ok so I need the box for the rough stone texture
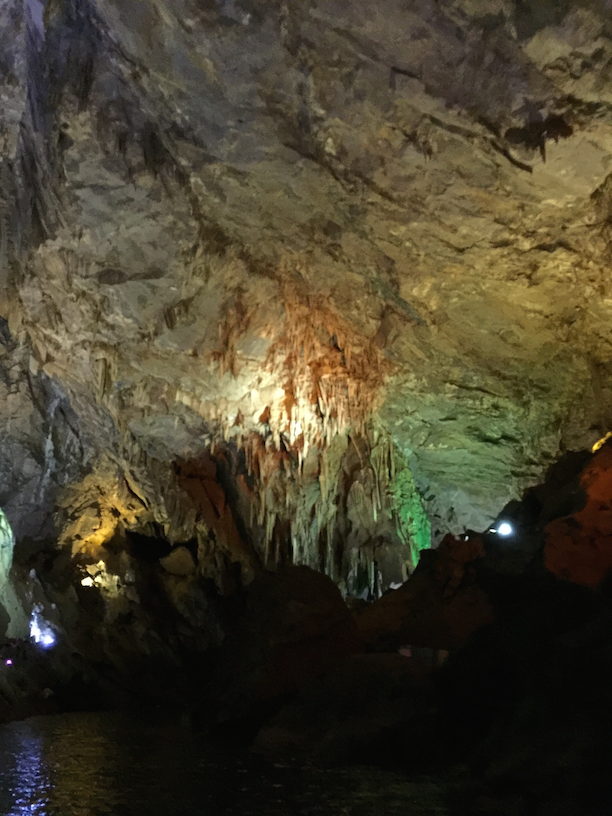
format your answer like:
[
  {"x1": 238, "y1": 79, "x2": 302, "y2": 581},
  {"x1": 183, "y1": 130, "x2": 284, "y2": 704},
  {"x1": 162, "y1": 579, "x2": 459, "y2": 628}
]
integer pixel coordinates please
[
  {"x1": 0, "y1": 509, "x2": 13, "y2": 589},
  {"x1": 5, "y1": 0, "x2": 612, "y2": 610},
  {"x1": 3, "y1": 0, "x2": 612, "y2": 553},
  {"x1": 0, "y1": 322, "x2": 90, "y2": 546},
  {"x1": 160, "y1": 545, "x2": 196, "y2": 576}
]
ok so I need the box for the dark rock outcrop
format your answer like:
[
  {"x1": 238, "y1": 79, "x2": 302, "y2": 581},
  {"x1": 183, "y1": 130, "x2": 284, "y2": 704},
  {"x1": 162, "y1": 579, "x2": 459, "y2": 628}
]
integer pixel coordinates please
[
  {"x1": 355, "y1": 534, "x2": 494, "y2": 653},
  {"x1": 438, "y1": 442, "x2": 612, "y2": 815},
  {"x1": 545, "y1": 444, "x2": 612, "y2": 588},
  {"x1": 242, "y1": 442, "x2": 612, "y2": 816},
  {"x1": 194, "y1": 565, "x2": 362, "y2": 731}
]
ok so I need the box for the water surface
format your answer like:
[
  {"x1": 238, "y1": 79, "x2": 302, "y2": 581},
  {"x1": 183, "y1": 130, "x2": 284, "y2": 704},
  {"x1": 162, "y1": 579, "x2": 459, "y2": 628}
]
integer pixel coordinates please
[{"x1": 0, "y1": 712, "x2": 447, "y2": 815}]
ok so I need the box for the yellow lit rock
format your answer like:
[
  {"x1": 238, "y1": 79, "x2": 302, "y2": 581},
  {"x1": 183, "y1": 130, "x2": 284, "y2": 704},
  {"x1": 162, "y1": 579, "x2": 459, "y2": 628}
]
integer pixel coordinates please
[
  {"x1": 592, "y1": 432, "x2": 612, "y2": 453},
  {"x1": 160, "y1": 547, "x2": 196, "y2": 577}
]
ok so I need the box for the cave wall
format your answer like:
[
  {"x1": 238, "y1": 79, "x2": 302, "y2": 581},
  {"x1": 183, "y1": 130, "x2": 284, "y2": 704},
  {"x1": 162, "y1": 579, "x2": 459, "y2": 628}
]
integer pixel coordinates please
[
  {"x1": 2, "y1": 0, "x2": 612, "y2": 592},
  {"x1": 0, "y1": 321, "x2": 90, "y2": 546}
]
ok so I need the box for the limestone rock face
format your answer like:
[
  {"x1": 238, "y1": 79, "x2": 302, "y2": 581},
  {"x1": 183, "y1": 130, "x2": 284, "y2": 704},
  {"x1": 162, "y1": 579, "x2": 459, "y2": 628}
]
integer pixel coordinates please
[
  {"x1": 160, "y1": 545, "x2": 196, "y2": 576},
  {"x1": 0, "y1": 324, "x2": 90, "y2": 545},
  {"x1": 3, "y1": 0, "x2": 612, "y2": 572},
  {"x1": 0, "y1": 509, "x2": 13, "y2": 589}
]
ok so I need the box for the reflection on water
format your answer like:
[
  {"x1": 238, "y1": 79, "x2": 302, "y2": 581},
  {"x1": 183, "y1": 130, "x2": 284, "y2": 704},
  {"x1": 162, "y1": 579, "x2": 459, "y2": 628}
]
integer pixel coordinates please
[
  {"x1": 1, "y1": 724, "x2": 50, "y2": 815},
  {"x1": 0, "y1": 712, "x2": 447, "y2": 816}
]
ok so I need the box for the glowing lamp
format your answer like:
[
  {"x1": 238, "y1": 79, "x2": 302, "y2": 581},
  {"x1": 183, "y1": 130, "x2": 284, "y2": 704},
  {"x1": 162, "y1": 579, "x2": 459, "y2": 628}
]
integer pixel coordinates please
[
  {"x1": 497, "y1": 522, "x2": 513, "y2": 537},
  {"x1": 29, "y1": 607, "x2": 57, "y2": 649},
  {"x1": 5, "y1": 659, "x2": 12, "y2": 666}
]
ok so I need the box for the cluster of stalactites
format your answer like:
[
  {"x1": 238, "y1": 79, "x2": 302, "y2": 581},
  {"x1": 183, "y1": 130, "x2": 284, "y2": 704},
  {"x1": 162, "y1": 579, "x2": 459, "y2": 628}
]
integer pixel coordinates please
[
  {"x1": 54, "y1": 419, "x2": 431, "y2": 599},
  {"x1": 236, "y1": 426, "x2": 430, "y2": 595},
  {"x1": 174, "y1": 294, "x2": 391, "y2": 477},
  {"x1": 263, "y1": 298, "x2": 389, "y2": 463}
]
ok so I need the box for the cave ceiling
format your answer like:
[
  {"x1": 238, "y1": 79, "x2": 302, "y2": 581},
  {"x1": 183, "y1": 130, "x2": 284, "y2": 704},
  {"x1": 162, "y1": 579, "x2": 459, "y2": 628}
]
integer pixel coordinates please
[{"x1": 3, "y1": 0, "x2": 612, "y2": 553}]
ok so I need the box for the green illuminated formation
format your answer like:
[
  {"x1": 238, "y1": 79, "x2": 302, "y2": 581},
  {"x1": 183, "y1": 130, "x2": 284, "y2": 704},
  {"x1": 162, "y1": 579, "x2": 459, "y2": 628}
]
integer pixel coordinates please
[
  {"x1": 390, "y1": 460, "x2": 431, "y2": 569},
  {"x1": 0, "y1": 507, "x2": 14, "y2": 587}
]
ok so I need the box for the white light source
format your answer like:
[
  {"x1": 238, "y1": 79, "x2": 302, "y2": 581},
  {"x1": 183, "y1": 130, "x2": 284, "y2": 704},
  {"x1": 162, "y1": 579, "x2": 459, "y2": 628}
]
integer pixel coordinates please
[
  {"x1": 497, "y1": 522, "x2": 513, "y2": 537},
  {"x1": 29, "y1": 605, "x2": 57, "y2": 649}
]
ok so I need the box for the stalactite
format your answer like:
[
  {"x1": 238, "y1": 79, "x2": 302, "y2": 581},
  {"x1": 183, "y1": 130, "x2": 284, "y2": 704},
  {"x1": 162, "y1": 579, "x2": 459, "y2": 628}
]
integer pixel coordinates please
[{"x1": 264, "y1": 510, "x2": 276, "y2": 563}]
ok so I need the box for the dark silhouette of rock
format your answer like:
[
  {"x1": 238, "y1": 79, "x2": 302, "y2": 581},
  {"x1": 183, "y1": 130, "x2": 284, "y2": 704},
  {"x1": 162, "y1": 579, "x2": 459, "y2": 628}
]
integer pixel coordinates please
[
  {"x1": 194, "y1": 566, "x2": 362, "y2": 732},
  {"x1": 355, "y1": 534, "x2": 494, "y2": 653},
  {"x1": 545, "y1": 445, "x2": 612, "y2": 588},
  {"x1": 440, "y1": 442, "x2": 612, "y2": 815}
]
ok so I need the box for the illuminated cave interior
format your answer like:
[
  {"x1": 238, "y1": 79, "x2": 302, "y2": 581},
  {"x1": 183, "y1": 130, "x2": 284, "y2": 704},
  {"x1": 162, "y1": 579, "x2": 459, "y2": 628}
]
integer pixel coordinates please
[{"x1": 3, "y1": 1, "x2": 612, "y2": 813}]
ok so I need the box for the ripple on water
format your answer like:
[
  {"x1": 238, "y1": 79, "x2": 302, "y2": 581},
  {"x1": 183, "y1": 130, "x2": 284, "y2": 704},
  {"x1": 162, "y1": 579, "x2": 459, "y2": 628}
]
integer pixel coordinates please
[{"x1": 0, "y1": 712, "x2": 447, "y2": 816}]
